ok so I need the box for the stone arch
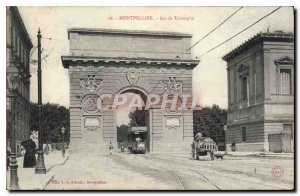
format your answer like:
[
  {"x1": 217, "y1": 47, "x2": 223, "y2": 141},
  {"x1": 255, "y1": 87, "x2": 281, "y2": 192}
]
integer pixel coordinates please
[
  {"x1": 62, "y1": 28, "x2": 199, "y2": 155},
  {"x1": 116, "y1": 86, "x2": 149, "y2": 102}
]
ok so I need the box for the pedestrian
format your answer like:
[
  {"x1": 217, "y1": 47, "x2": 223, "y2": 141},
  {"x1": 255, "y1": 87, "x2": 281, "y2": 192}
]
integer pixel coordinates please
[
  {"x1": 231, "y1": 141, "x2": 236, "y2": 152},
  {"x1": 22, "y1": 139, "x2": 37, "y2": 168},
  {"x1": 109, "y1": 142, "x2": 113, "y2": 155},
  {"x1": 44, "y1": 143, "x2": 49, "y2": 155},
  {"x1": 135, "y1": 137, "x2": 142, "y2": 142},
  {"x1": 194, "y1": 132, "x2": 203, "y2": 141},
  {"x1": 20, "y1": 146, "x2": 26, "y2": 156}
]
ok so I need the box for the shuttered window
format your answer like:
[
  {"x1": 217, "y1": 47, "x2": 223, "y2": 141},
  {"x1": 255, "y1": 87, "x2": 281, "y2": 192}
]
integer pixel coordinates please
[
  {"x1": 14, "y1": 29, "x2": 17, "y2": 50},
  {"x1": 242, "y1": 77, "x2": 248, "y2": 100},
  {"x1": 280, "y1": 69, "x2": 291, "y2": 95}
]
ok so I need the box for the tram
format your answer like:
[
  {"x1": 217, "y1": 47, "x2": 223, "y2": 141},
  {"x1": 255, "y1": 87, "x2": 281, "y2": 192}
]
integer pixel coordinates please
[{"x1": 128, "y1": 126, "x2": 147, "y2": 154}]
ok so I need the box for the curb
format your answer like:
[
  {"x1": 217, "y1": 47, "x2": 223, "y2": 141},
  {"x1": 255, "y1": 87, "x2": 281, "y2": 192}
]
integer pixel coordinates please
[
  {"x1": 47, "y1": 155, "x2": 70, "y2": 172},
  {"x1": 224, "y1": 153, "x2": 294, "y2": 159},
  {"x1": 43, "y1": 155, "x2": 70, "y2": 189}
]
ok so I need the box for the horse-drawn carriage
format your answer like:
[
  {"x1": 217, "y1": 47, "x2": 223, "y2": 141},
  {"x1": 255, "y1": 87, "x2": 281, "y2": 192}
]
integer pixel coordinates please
[{"x1": 191, "y1": 133, "x2": 218, "y2": 161}]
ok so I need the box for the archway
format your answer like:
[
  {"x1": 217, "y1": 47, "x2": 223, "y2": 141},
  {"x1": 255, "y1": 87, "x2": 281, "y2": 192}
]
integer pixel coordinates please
[
  {"x1": 62, "y1": 28, "x2": 199, "y2": 155},
  {"x1": 116, "y1": 88, "x2": 151, "y2": 153}
]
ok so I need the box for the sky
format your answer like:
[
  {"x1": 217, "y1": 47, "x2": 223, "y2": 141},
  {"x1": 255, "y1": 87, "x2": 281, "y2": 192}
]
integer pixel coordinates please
[{"x1": 17, "y1": 6, "x2": 294, "y2": 125}]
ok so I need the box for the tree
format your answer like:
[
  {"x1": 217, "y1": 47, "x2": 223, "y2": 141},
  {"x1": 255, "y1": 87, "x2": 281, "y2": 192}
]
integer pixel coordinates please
[
  {"x1": 30, "y1": 102, "x2": 70, "y2": 144},
  {"x1": 193, "y1": 104, "x2": 227, "y2": 146},
  {"x1": 117, "y1": 124, "x2": 130, "y2": 143},
  {"x1": 128, "y1": 109, "x2": 147, "y2": 127}
]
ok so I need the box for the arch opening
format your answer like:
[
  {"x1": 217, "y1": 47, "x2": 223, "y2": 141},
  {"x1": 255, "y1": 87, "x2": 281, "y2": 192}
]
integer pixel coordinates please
[{"x1": 116, "y1": 88, "x2": 151, "y2": 154}]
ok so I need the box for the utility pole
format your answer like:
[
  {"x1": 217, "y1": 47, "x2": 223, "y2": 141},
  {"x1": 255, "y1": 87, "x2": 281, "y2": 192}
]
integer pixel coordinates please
[{"x1": 35, "y1": 28, "x2": 46, "y2": 174}]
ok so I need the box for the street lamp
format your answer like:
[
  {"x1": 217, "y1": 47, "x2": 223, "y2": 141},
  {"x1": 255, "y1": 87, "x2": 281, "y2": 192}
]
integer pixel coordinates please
[
  {"x1": 61, "y1": 126, "x2": 65, "y2": 158},
  {"x1": 35, "y1": 28, "x2": 46, "y2": 174},
  {"x1": 7, "y1": 74, "x2": 20, "y2": 190}
]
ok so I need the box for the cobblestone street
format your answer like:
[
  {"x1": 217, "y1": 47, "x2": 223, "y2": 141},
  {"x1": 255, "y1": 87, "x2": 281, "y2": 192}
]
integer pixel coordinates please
[{"x1": 45, "y1": 153, "x2": 294, "y2": 190}]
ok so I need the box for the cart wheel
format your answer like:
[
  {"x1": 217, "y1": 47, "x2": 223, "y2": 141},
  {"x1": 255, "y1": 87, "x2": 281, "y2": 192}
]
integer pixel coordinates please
[{"x1": 210, "y1": 152, "x2": 215, "y2": 161}]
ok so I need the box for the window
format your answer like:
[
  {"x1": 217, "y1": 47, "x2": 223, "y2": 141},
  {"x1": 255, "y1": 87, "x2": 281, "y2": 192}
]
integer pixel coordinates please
[
  {"x1": 283, "y1": 124, "x2": 293, "y2": 139},
  {"x1": 14, "y1": 29, "x2": 17, "y2": 50},
  {"x1": 26, "y1": 52, "x2": 30, "y2": 71},
  {"x1": 16, "y1": 36, "x2": 19, "y2": 55},
  {"x1": 22, "y1": 46, "x2": 25, "y2": 65},
  {"x1": 18, "y1": 37, "x2": 21, "y2": 57},
  {"x1": 24, "y1": 48, "x2": 26, "y2": 66},
  {"x1": 20, "y1": 45, "x2": 23, "y2": 63},
  {"x1": 241, "y1": 77, "x2": 248, "y2": 100},
  {"x1": 280, "y1": 69, "x2": 291, "y2": 95},
  {"x1": 241, "y1": 127, "x2": 246, "y2": 142},
  {"x1": 229, "y1": 70, "x2": 234, "y2": 104},
  {"x1": 11, "y1": 27, "x2": 14, "y2": 46}
]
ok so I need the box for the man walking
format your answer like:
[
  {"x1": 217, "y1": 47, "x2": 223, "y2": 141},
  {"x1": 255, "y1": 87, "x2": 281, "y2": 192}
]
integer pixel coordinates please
[{"x1": 109, "y1": 142, "x2": 113, "y2": 155}]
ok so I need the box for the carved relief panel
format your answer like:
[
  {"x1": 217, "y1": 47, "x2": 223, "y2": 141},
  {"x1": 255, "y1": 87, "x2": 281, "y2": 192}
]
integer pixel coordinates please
[
  {"x1": 162, "y1": 77, "x2": 183, "y2": 94},
  {"x1": 84, "y1": 116, "x2": 101, "y2": 132},
  {"x1": 82, "y1": 94, "x2": 100, "y2": 114},
  {"x1": 80, "y1": 75, "x2": 102, "y2": 96}
]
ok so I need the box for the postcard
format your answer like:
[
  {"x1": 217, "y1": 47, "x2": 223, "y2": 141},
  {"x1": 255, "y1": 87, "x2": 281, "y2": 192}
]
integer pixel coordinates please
[{"x1": 6, "y1": 6, "x2": 294, "y2": 190}]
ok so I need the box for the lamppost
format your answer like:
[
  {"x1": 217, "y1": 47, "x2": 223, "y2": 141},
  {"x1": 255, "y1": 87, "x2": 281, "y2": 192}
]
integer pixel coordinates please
[
  {"x1": 35, "y1": 28, "x2": 46, "y2": 174},
  {"x1": 61, "y1": 126, "x2": 65, "y2": 158},
  {"x1": 7, "y1": 74, "x2": 20, "y2": 190}
]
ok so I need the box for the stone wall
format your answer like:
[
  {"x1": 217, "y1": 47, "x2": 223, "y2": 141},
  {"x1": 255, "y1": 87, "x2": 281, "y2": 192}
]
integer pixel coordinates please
[
  {"x1": 226, "y1": 122, "x2": 264, "y2": 144},
  {"x1": 68, "y1": 28, "x2": 192, "y2": 60}
]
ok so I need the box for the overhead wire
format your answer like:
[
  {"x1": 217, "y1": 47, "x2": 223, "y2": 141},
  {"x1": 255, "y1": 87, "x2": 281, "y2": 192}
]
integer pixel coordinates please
[
  {"x1": 186, "y1": 6, "x2": 243, "y2": 51},
  {"x1": 198, "y1": 6, "x2": 282, "y2": 58}
]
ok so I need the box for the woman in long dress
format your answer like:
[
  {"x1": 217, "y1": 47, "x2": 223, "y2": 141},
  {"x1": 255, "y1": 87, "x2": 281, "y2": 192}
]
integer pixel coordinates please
[{"x1": 21, "y1": 139, "x2": 37, "y2": 168}]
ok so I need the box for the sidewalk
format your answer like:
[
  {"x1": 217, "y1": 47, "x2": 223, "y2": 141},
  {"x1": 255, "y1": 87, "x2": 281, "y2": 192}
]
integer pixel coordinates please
[
  {"x1": 7, "y1": 150, "x2": 69, "y2": 190},
  {"x1": 220, "y1": 151, "x2": 294, "y2": 159}
]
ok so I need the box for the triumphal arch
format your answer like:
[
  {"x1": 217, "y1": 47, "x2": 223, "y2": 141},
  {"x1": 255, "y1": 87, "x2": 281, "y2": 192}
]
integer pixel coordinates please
[{"x1": 61, "y1": 28, "x2": 199, "y2": 155}]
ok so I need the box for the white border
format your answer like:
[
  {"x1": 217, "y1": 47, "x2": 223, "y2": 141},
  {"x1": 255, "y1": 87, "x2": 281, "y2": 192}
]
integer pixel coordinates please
[{"x1": 1, "y1": 1, "x2": 298, "y2": 195}]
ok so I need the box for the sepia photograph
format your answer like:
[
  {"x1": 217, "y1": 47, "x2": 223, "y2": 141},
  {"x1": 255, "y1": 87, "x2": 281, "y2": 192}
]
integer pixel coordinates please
[{"x1": 5, "y1": 5, "x2": 295, "y2": 191}]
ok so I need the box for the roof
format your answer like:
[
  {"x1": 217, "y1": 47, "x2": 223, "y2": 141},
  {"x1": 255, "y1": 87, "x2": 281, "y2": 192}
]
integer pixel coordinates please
[
  {"x1": 222, "y1": 31, "x2": 294, "y2": 62},
  {"x1": 67, "y1": 28, "x2": 192, "y2": 39}
]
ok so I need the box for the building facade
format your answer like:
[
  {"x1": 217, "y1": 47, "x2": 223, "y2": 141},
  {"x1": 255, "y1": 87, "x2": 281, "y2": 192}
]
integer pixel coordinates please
[
  {"x1": 62, "y1": 28, "x2": 199, "y2": 155},
  {"x1": 6, "y1": 7, "x2": 32, "y2": 155},
  {"x1": 223, "y1": 31, "x2": 294, "y2": 152}
]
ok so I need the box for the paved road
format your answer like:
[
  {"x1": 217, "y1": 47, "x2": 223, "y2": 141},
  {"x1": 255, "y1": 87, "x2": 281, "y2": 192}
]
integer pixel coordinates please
[{"x1": 45, "y1": 153, "x2": 294, "y2": 190}]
